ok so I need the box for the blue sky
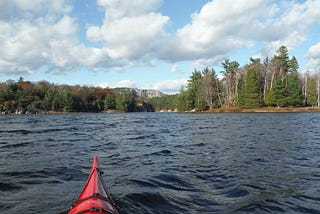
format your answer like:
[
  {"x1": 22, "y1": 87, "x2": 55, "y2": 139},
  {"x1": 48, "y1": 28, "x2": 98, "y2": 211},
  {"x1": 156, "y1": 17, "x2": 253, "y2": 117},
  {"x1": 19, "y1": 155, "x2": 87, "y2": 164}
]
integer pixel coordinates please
[{"x1": 0, "y1": 0, "x2": 320, "y2": 93}]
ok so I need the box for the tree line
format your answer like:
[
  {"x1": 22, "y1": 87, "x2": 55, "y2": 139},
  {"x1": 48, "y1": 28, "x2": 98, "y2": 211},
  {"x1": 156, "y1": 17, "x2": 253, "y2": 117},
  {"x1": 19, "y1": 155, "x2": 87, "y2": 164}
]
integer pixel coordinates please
[
  {"x1": 1, "y1": 46, "x2": 319, "y2": 114},
  {"x1": 148, "y1": 46, "x2": 320, "y2": 111},
  {"x1": 0, "y1": 79, "x2": 151, "y2": 113}
]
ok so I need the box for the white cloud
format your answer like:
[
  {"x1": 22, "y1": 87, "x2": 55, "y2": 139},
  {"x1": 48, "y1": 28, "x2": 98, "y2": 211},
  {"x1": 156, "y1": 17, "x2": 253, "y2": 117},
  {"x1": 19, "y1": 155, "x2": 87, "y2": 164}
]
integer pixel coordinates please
[
  {"x1": 0, "y1": 16, "x2": 89, "y2": 74},
  {"x1": 97, "y1": 80, "x2": 138, "y2": 89},
  {"x1": 159, "y1": 0, "x2": 271, "y2": 64},
  {"x1": 1, "y1": 0, "x2": 320, "y2": 76},
  {"x1": 305, "y1": 43, "x2": 320, "y2": 72},
  {"x1": 146, "y1": 79, "x2": 188, "y2": 94},
  {"x1": 53, "y1": 16, "x2": 78, "y2": 37},
  {"x1": 259, "y1": 0, "x2": 320, "y2": 57},
  {"x1": 98, "y1": 78, "x2": 187, "y2": 94},
  {"x1": 161, "y1": 0, "x2": 320, "y2": 67},
  {"x1": 87, "y1": 0, "x2": 169, "y2": 65},
  {"x1": 0, "y1": 3, "x2": 110, "y2": 75},
  {"x1": 97, "y1": 0, "x2": 162, "y2": 18},
  {"x1": 0, "y1": 0, "x2": 71, "y2": 20}
]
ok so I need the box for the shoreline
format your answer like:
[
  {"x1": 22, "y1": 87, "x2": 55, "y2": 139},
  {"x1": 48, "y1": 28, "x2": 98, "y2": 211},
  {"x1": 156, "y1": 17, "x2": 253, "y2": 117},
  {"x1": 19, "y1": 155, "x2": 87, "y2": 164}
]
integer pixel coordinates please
[
  {"x1": 205, "y1": 107, "x2": 320, "y2": 113},
  {"x1": 2, "y1": 107, "x2": 320, "y2": 115}
]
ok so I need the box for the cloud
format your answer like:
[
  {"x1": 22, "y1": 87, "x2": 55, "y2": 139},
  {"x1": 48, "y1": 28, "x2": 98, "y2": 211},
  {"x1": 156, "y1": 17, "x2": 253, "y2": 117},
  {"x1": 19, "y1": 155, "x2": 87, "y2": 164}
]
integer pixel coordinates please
[
  {"x1": 1, "y1": 0, "x2": 320, "y2": 76},
  {"x1": 305, "y1": 43, "x2": 320, "y2": 72},
  {"x1": 160, "y1": 0, "x2": 269, "y2": 64},
  {"x1": 0, "y1": 0, "x2": 71, "y2": 20},
  {"x1": 146, "y1": 78, "x2": 188, "y2": 94},
  {"x1": 87, "y1": 0, "x2": 169, "y2": 67},
  {"x1": 0, "y1": 2, "x2": 111, "y2": 75},
  {"x1": 97, "y1": 80, "x2": 138, "y2": 89},
  {"x1": 259, "y1": 0, "x2": 320, "y2": 57},
  {"x1": 0, "y1": 15, "x2": 107, "y2": 74},
  {"x1": 97, "y1": 0, "x2": 162, "y2": 18},
  {"x1": 161, "y1": 0, "x2": 320, "y2": 67}
]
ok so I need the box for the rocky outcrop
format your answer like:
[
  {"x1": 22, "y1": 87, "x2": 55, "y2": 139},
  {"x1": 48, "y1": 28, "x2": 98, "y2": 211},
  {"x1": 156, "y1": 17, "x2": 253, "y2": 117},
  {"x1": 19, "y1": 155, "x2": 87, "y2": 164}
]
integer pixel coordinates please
[{"x1": 112, "y1": 88, "x2": 165, "y2": 98}]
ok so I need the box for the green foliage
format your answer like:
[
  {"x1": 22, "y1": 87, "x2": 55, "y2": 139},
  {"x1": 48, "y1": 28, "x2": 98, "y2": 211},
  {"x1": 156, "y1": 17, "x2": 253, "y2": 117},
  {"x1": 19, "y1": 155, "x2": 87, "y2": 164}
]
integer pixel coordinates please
[
  {"x1": 0, "y1": 80, "x2": 144, "y2": 113},
  {"x1": 177, "y1": 87, "x2": 189, "y2": 112},
  {"x1": 186, "y1": 70, "x2": 202, "y2": 110},
  {"x1": 265, "y1": 89, "x2": 277, "y2": 107},
  {"x1": 41, "y1": 88, "x2": 56, "y2": 111},
  {"x1": 0, "y1": 88, "x2": 4, "y2": 103},
  {"x1": 146, "y1": 94, "x2": 178, "y2": 111},
  {"x1": 286, "y1": 71, "x2": 303, "y2": 106},
  {"x1": 115, "y1": 93, "x2": 135, "y2": 112},
  {"x1": 289, "y1": 56, "x2": 299, "y2": 73},
  {"x1": 242, "y1": 66, "x2": 262, "y2": 108},
  {"x1": 272, "y1": 77, "x2": 287, "y2": 107},
  {"x1": 306, "y1": 77, "x2": 318, "y2": 106},
  {"x1": 276, "y1": 46, "x2": 290, "y2": 74},
  {"x1": 0, "y1": 46, "x2": 312, "y2": 113},
  {"x1": 104, "y1": 93, "x2": 116, "y2": 110},
  {"x1": 51, "y1": 89, "x2": 72, "y2": 112}
]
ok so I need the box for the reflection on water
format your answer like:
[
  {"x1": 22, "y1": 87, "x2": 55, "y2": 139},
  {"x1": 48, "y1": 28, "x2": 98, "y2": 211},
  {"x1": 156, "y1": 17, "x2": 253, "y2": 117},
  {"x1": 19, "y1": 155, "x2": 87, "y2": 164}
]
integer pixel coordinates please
[{"x1": 0, "y1": 112, "x2": 320, "y2": 213}]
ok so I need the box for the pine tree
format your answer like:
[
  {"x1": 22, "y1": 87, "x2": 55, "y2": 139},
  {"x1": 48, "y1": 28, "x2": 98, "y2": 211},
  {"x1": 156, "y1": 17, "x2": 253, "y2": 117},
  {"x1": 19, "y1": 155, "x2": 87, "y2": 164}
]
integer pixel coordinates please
[
  {"x1": 177, "y1": 87, "x2": 189, "y2": 111},
  {"x1": 104, "y1": 94, "x2": 116, "y2": 110},
  {"x1": 276, "y1": 46, "x2": 290, "y2": 76},
  {"x1": 273, "y1": 77, "x2": 287, "y2": 107},
  {"x1": 186, "y1": 70, "x2": 202, "y2": 110},
  {"x1": 243, "y1": 66, "x2": 261, "y2": 108},
  {"x1": 286, "y1": 71, "x2": 303, "y2": 106}
]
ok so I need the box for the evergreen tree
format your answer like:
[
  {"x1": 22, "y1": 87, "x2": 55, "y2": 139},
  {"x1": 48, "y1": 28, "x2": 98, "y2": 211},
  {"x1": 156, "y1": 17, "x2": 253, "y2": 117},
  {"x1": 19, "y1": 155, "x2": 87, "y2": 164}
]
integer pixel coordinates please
[
  {"x1": 286, "y1": 71, "x2": 303, "y2": 106},
  {"x1": 276, "y1": 46, "x2": 290, "y2": 76},
  {"x1": 177, "y1": 87, "x2": 189, "y2": 111},
  {"x1": 104, "y1": 93, "x2": 116, "y2": 110},
  {"x1": 288, "y1": 56, "x2": 299, "y2": 73},
  {"x1": 272, "y1": 77, "x2": 287, "y2": 107},
  {"x1": 52, "y1": 89, "x2": 73, "y2": 112},
  {"x1": 186, "y1": 70, "x2": 202, "y2": 110},
  {"x1": 243, "y1": 66, "x2": 261, "y2": 108},
  {"x1": 265, "y1": 89, "x2": 276, "y2": 107},
  {"x1": 115, "y1": 93, "x2": 135, "y2": 112},
  {"x1": 41, "y1": 88, "x2": 55, "y2": 111}
]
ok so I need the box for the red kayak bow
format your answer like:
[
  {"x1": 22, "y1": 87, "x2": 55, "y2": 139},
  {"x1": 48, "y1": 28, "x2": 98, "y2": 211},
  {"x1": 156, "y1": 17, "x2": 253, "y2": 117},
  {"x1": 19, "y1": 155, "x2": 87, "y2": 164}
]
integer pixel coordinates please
[{"x1": 68, "y1": 156, "x2": 119, "y2": 214}]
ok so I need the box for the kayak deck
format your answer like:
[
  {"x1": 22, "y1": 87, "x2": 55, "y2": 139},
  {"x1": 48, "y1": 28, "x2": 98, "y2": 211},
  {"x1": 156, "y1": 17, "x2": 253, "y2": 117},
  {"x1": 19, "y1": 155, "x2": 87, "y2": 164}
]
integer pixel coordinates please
[{"x1": 68, "y1": 156, "x2": 119, "y2": 214}]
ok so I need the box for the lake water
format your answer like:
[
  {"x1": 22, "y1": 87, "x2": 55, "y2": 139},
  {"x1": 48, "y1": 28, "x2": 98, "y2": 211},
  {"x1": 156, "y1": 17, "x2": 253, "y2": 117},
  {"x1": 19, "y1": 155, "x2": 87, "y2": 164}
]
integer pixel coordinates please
[{"x1": 0, "y1": 112, "x2": 320, "y2": 213}]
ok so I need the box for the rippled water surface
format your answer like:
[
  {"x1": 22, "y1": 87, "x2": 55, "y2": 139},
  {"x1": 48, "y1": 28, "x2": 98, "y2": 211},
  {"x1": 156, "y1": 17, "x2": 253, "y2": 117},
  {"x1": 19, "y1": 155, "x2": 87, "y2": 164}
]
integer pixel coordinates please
[{"x1": 1, "y1": 112, "x2": 320, "y2": 213}]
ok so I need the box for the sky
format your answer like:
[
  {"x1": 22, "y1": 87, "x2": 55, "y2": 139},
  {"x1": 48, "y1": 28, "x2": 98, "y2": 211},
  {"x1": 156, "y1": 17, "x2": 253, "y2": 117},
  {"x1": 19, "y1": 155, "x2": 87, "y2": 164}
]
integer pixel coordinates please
[{"x1": 0, "y1": 0, "x2": 320, "y2": 94}]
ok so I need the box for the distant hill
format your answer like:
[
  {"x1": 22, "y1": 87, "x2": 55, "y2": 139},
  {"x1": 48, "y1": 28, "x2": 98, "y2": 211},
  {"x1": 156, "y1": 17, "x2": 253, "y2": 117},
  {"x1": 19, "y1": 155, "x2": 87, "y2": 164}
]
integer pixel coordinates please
[{"x1": 111, "y1": 87, "x2": 166, "y2": 98}]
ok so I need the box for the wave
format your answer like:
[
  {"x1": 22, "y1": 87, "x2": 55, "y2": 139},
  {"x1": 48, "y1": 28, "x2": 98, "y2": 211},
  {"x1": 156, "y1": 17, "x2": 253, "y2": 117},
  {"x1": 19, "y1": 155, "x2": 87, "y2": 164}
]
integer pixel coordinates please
[{"x1": 0, "y1": 182, "x2": 22, "y2": 191}]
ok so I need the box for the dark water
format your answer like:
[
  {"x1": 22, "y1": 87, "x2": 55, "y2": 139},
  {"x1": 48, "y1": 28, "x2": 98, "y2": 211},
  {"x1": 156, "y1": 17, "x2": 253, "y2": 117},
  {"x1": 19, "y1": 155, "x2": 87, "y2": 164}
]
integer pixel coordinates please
[{"x1": 1, "y1": 112, "x2": 320, "y2": 213}]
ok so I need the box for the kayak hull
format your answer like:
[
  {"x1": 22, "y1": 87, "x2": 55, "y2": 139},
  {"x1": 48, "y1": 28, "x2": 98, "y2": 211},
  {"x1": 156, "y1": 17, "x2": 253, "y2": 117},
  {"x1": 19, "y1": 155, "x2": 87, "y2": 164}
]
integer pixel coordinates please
[{"x1": 68, "y1": 156, "x2": 119, "y2": 214}]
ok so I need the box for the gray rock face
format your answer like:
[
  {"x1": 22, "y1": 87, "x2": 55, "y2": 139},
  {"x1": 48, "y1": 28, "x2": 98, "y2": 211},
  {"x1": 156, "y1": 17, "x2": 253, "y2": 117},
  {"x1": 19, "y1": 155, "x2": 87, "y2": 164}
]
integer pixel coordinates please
[{"x1": 112, "y1": 88, "x2": 165, "y2": 98}]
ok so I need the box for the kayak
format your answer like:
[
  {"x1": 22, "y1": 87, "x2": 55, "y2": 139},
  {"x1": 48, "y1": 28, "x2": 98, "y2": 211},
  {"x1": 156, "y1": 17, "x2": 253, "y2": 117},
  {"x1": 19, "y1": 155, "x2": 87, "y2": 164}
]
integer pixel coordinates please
[{"x1": 68, "y1": 156, "x2": 120, "y2": 214}]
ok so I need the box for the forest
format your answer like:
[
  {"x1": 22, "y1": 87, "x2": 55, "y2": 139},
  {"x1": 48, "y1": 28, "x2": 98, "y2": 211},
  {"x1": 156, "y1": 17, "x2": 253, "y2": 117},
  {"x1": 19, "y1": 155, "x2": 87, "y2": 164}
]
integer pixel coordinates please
[
  {"x1": 0, "y1": 80, "x2": 146, "y2": 114},
  {"x1": 0, "y1": 46, "x2": 319, "y2": 114},
  {"x1": 149, "y1": 46, "x2": 320, "y2": 111}
]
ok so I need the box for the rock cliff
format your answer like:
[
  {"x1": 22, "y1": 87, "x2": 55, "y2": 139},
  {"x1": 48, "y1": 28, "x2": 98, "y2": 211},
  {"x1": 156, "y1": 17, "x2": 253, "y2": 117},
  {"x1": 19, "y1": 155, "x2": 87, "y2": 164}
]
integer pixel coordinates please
[{"x1": 112, "y1": 88, "x2": 165, "y2": 98}]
